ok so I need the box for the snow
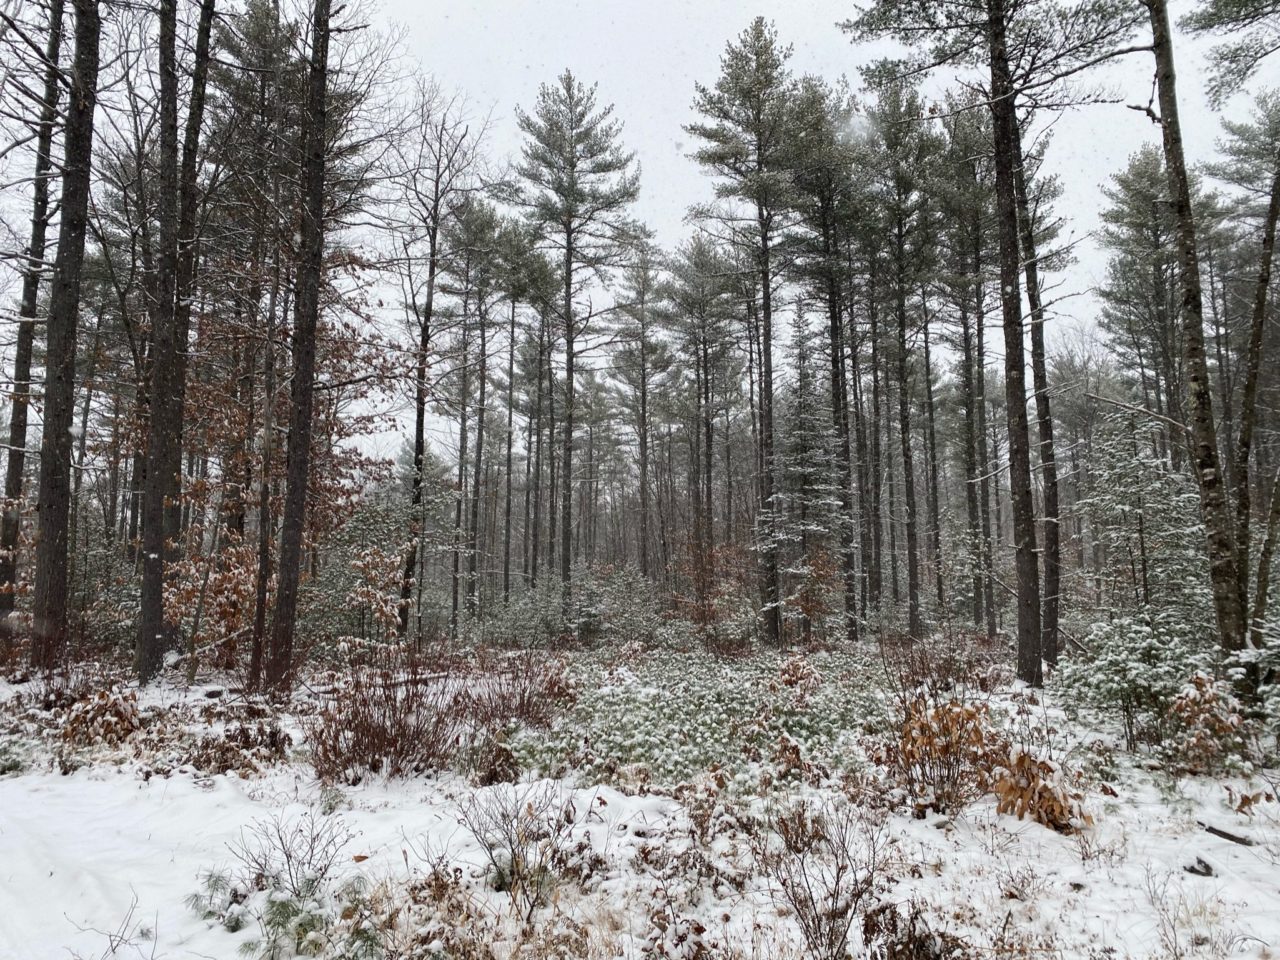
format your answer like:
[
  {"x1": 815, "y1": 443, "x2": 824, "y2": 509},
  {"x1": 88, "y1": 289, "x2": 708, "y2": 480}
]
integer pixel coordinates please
[{"x1": 1, "y1": 671, "x2": 1278, "y2": 959}]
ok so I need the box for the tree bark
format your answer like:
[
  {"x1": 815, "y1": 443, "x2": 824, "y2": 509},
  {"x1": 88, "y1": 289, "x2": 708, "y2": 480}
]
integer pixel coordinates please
[
  {"x1": 1012, "y1": 127, "x2": 1061, "y2": 667},
  {"x1": 1145, "y1": 0, "x2": 1247, "y2": 655},
  {"x1": 31, "y1": 0, "x2": 101, "y2": 671},
  {"x1": 560, "y1": 235, "x2": 575, "y2": 631},
  {"x1": 0, "y1": 0, "x2": 65, "y2": 634},
  {"x1": 266, "y1": 0, "x2": 331, "y2": 690},
  {"x1": 758, "y1": 215, "x2": 781, "y2": 644},
  {"x1": 503, "y1": 301, "x2": 516, "y2": 602},
  {"x1": 987, "y1": 0, "x2": 1042, "y2": 684},
  {"x1": 1232, "y1": 158, "x2": 1280, "y2": 625},
  {"x1": 894, "y1": 221, "x2": 922, "y2": 639}
]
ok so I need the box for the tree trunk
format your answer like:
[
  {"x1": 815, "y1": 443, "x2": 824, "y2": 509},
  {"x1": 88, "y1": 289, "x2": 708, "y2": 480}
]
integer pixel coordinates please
[
  {"x1": 451, "y1": 317, "x2": 470, "y2": 639},
  {"x1": 1012, "y1": 128, "x2": 1061, "y2": 667},
  {"x1": 138, "y1": 0, "x2": 215, "y2": 683},
  {"x1": 398, "y1": 221, "x2": 441, "y2": 635},
  {"x1": 987, "y1": 0, "x2": 1042, "y2": 684},
  {"x1": 0, "y1": 0, "x2": 64, "y2": 634},
  {"x1": 1232, "y1": 159, "x2": 1280, "y2": 626},
  {"x1": 31, "y1": 0, "x2": 101, "y2": 672},
  {"x1": 826, "y1": 226, "x2": 858, "y2": 642},
  {"x1": 895, "y1": 223, "x2": 922, "y2": 639},
  {"x1": 922, "y1": 302, "x2": 944, "y2": 611},
  {"x1": 1250, "y1": 466, "x2": 1280, "y2": 647},
  {"x1": 503, "y1": 301, "x2": 516, "y2": 602},
  {"x1": 1146, "y1": 0, "x2": 1247, "y2": 655},
  {"x1": 266, "y1": 0, "x2": 331, "y2": 690},
  {"x1": 758, "y1": 211, "x2": 781, "y2": 644},
  {"x1": 959, "y1": 286, "x2": 983, "y2": 630},
  {"x1": 559, "y1": 235, "x2": 574, "y2": 629},
  {"x1": 467, "y1": 308, "x2": 488, "y2": 617}
]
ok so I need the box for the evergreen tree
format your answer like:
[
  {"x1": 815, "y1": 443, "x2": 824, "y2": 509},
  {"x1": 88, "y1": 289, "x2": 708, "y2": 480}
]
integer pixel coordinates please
[
  {"x1": 515, "y1": 70, "x2": 639, "y2": 631},
  {"x1": 687, "y1": 17, "x2": 795, "y2": 645}
]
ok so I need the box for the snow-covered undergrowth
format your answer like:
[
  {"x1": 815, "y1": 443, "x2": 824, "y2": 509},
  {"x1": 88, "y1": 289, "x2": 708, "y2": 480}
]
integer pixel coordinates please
[{"x1": 1, "y1": 644, "x2": 1278, "y2": 959}]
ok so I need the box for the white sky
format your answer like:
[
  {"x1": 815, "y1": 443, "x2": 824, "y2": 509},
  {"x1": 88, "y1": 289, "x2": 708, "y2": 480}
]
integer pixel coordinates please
[{"x1": 379, "y1": 0, "x2": 1270, "y2": 344}]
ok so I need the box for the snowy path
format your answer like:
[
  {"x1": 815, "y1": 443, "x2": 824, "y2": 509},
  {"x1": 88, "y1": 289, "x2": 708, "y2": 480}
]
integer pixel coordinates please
[{"x1": 0, "y1": 773, "x2": 275, "y2": 958}]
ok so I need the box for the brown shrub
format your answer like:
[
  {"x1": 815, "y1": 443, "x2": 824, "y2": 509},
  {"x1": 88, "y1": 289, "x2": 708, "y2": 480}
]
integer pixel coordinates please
[
  {"x1": 885, "y1": 695, "x2": 995, "y2": 816},
  {"x1": 305, "y1": 653, "x2": 459, "y2": 784},
  {"x1": 862, "y1": 900, "x2": 973, "y2": 959},
  {"x1": 990, "y1": 748, "x2": 1091, "y2": 833},
  {"x1": 185, "y1": 721, "x2": 291, "y2": 776},
  {"x1": 59, "y1": 688, "x2": 141, "y2": 748},
  {"x1": 1166, "y1": 672, "x2": 1247, "y2": 775},
  {"x1": 305, "y1": 646, "x2": 573, "y2": 785}
]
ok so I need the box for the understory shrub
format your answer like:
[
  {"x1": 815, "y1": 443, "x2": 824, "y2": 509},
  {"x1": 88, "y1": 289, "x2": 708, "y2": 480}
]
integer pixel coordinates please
[
  {"x1": 755, "y1": 799, "x2": 889, "y2": 960},
  {"x1": 1164, "y1": 672, "x2": 1248, "y2": 775},
  {"x1": 862, "y1": 900, "x2": 973, "y2": 960},
  {"x1": 885, "y1": 694, "x2": 993, "y2": 816},
  {"x1": 455, "y1": 781, "x2": 579, "y2": 923},
  {"x1": 989, "y1": 747, "x2": 1091, "y2": 833},
  {"x1": 1057, "y1": 613, "x2": 1214, "y2": 751},
  {"x1": 305, "y1": 651, "x2": 458, "y2": 783},
  {"x1": 883, "y1": 687, "x2": 1093, "y2": 831},
  {"x1": 59, "y1": 687, "x2": 141, "y2": 748},
  {"x1": 305, "y1": 645, "x2": 572, "y2": 784}
]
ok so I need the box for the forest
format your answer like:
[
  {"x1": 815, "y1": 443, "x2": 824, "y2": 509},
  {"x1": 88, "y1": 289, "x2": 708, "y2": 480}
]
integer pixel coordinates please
[{"x1": 0, "y1": 0, "x2": 1278, "y2": 956}]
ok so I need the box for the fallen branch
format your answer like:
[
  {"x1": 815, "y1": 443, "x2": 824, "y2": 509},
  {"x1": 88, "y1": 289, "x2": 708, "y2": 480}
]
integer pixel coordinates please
[{"x1": 1197, "y1": 821, "x2": 1256, "y2": 846}]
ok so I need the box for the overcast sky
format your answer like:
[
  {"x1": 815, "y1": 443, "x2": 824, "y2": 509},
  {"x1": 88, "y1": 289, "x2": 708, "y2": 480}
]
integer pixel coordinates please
[{"x1": 378, "y1": 0, "x2": 1263, "y2": 346}]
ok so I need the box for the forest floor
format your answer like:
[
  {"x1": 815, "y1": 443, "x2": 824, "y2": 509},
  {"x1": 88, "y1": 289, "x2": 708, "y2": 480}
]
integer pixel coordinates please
[{"x1": 0, "y1": 642, "x2": 1278, "y2": 960}]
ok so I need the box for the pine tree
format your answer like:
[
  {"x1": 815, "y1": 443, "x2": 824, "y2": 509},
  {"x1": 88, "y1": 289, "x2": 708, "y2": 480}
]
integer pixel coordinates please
[
  {"x1": 687, "y1": 17, "x2": 795, "y2": 645},
  {"x1": 514, "y1": 70, "x2": 639, "y2": 633}
]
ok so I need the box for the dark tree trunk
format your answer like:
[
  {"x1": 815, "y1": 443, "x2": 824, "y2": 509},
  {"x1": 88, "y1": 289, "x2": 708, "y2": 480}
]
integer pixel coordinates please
[
  {"x1": 1251, "y1": 467, "x2": 1280, "y2": 646},
  {"x1": 266, "y1": 0, "x2": 331, "y2": 690},
  {"x1": 138, "y1": 0, "x2": 215, "y2": 683},
  {"x1": 136, "y1": 0, "x2": 181, "y2": 684},
  {"x1": 560, "y1": 237, "x2": 574, "y2": 629},
  {"x1": 867, "y1": 269, "x2": 884, "y2": 611},
  {"x1": 529, "y1": 312, "x2": 546, "y2": 585},
  {"x1": 451, "y1": 318, "x2": 471, "y2": 639},
  {"x1": 503, "y1": 301, "x2": 516, "y2": 602},
  {"x1": 0, "y1": 0, "x2": 65, "y2": 633},
  {"x1": 467, "y1": 309, "x2": 488, "y2": 617},
  {"x1": 894, "y1": 224, "x2": 922, "y2": 640},
  {"x1": 1145, "y1": 0, "x2": 1247, "y2": 655},
  {"x1": 974, "y1": 247, "x2": 997, "y2": 638},
  {"x1": 922, "y1": 303, "x2": 944, "y2": 611},
  {"x1": 1232, "y1": 159, "x2": 1280, "y2": 624},
  {"x1": 758, "y1": 217, "x2": 781, "y2": 645},
  {"x1": 986, "y1": 0, "x2": 1042, "y2": 684},
  {"x1": 826, "y1": 226, "x2": 859, "y2": 642},
  {"x1": 959, "y1": 274, "x2": 983, "y2": 629},
  {"x1": 638, "y1": 305, "x2": 652, "y2": 579},
  {"x1": 1012, "y1": 129, "x2": 1061, "y2": 668},
  {"x1": 31, "y1": 0, "x2": 101, "y2": 671},
  {"x1": 398, "y1": 222, "x2": 440, "y2": 635}
]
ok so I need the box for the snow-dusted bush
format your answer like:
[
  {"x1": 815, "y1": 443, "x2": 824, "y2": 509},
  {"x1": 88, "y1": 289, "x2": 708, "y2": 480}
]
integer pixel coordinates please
[
  {"x1": 455, "y1": 781, "x2": 579, "y2": 923},
  {"x1": 305, "y1": 648, "x2": 461, "y2": 784},
  {"x1": 1165, "y1": 672, "x2": 1249, "y2": 775},
  {"x1": 306, "y1": 646, "x2": 572, "y2": 784},
  {"x1": 884, "y1": 693, "x2": 994, "y2": 816},
  {"x1": 188, "y1": 812, "x2": 368, "y2": 959},
  {"x1": 59, "y1": 686, "x2": 141, "y2": 748},
  {"x1": 989, "y1": 746, "x2": 1091, "y2": 833},
  {"x1": 1057, "y1": 615, "x2": 1214, "y2": 751},
  {"x1": 755, "y1": 798, "x2": 889, "y2": 960}
]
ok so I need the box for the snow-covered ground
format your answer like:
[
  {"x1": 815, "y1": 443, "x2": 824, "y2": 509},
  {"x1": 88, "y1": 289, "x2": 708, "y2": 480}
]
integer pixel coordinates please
[{"x1": 1, "y1": 651, "x2": 1278, "y2": 959}]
